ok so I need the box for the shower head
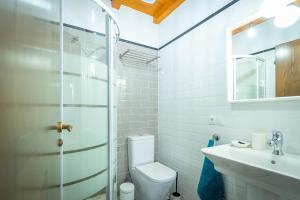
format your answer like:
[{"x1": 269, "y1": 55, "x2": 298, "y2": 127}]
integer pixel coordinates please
[
  {"x1": 65, "y1": 31, "x2": 106, "y2": 62},
  {"x1": 71, "y1": 36, "x2": 80, "y2": 44}
]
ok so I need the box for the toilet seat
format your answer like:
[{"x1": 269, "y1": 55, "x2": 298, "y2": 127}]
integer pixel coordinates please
[{"x1": 136, "y1": 162, "x2": 176, "y2": 183}]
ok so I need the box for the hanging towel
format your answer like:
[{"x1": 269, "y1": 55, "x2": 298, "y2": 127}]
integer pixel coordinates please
[{"x1": 197, "y1": 139, "x2": 225, "y2": 200}]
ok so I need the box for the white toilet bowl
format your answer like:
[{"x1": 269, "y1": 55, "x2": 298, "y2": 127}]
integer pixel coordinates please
[
  {"x1": 127, "y1": 135, "x2": 176, "y2": 200},
  {"x1": 130, "y1": 162, "x2": 176, "y2": 200}
]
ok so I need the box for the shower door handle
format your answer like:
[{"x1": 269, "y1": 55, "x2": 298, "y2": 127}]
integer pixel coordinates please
[{"x1": 50, "y1": 122, "x2": 73, "y2": 133}]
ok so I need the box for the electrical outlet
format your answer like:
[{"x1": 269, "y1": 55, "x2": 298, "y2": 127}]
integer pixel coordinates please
[
  {"x1": 208, "y1": 116, "x2": 216, "y2": 125},
  {"x1": 208, "y1": 116, "x2": 224, "y2": 126}
]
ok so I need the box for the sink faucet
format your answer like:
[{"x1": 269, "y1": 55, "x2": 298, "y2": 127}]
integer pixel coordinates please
[{"x1": 268, "y1": 131, "x2": 284, "y2": 156}]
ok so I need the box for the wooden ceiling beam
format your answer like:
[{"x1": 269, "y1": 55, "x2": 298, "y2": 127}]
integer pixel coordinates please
[
  {"x1": 121, "y1": 0, "x2": 154, "y2": 15},
  {"x1": 112, "y1": 0, "x2": 156, "y2": 15},
  {"x1": 112, "y1": 0, "x2": 122, "y2": 9},
  {"x1": 153, "y1": 0, "x2": 185, "y2": 24},
  {"x1": 111, "y1": 0, "x2": 186, "y2": 24}
]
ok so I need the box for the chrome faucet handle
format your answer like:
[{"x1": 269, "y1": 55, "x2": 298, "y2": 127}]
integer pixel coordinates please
[
  {"x1": 269, "y1": 130, "x2": 284, "y2": 156},
  {"x1": 272, "y1": 130, "x2": 282, "y2": 138},
  {"x1": 272, "y1": 131, "x2": 283, "y2": 143}
]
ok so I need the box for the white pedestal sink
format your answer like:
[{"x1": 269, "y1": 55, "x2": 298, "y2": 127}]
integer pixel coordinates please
[{"x1": 201, "y1": 145, "x2": 300, "y2": 200}]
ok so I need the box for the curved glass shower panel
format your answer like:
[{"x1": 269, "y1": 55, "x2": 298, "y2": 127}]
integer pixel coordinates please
[{"x1": 62, "y1": 3, "x2": 109, "y2": 199}]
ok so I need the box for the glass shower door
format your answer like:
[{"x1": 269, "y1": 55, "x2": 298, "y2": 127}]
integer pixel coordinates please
[
  {"x1": 62, "y1": 1, "x2": 109, "y2": 199},
  {"x1": 0, "y1": 0, "x2": 62, "y2": 199},
  {"x1": 0, "y1": 0, "x2": 117, "y2": 199}
]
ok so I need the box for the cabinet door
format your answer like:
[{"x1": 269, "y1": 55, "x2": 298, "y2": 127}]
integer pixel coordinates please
[{"x1": 276, "y1": 39, "x2": 300, "y2": 97}]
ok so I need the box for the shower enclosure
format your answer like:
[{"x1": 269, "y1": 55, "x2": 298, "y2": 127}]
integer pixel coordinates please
[
  {"x1": 233, "y1": 55, "x2": 266, "y2": 100},
  {"x1": 0, "y1": 0, "x2": 119, "y2": 199}
]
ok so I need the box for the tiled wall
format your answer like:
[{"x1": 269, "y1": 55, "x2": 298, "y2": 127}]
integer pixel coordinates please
[
  {"x1": 116, "y1": 41, "x2": 159, "y2": 186},
  {"x1": 158, "y1": 1, "x2": 300, "y2": 200}
]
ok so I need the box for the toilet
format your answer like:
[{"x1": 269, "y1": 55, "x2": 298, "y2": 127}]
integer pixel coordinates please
[{"x1": 128, "y1": 135, "x2": 176, "y2": 200}]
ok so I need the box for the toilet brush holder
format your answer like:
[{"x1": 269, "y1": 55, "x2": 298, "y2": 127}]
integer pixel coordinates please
[
  {"x1": 170, "y1": 192, "x2": 183, "y2": 200},
  {"x1": 170, "y1": 172, "x2": 183, "y2": 200}
]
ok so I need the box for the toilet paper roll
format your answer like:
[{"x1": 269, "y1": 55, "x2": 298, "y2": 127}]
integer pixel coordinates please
[{"x1": 252, "y1": 131, "x2": 267, "y2": 150}]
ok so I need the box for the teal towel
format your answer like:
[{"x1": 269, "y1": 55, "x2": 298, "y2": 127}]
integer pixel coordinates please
[{"x1": 197, "y1": 139, "x2": 225, "y2": 200}]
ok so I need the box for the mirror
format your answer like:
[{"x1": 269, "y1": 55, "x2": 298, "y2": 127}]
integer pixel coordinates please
[{"x1": 227, "y1": 1, "x2": 300, "y2": 102}]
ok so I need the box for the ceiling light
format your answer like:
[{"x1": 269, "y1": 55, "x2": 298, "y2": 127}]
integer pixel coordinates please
[
  {"x1": 276, "y1": 47, "x2": 290, "y2": 58},
  {"x1": 142, "y1": 0, "x2": 156, "y2": 4},
  {"x1": 260, "y1": 0, "x2": 288, "y2": 18},
  {"x1": 274, "y1": 5, "x2": 300, "y2": 28}
]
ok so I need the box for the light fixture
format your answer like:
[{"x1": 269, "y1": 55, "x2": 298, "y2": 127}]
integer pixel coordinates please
[
  {"x1": 260, "y1": 0, "x2": 288, "y2": 18},
  {"x1": 276, "y1": 46, "x2": 290, "y2": 58},
  {"x1": 142, "y1": 0, "x2": 156, "y2": 4},
  {"x1": 274, "y1": 5, "x2": 300, "y2": 28},
  {"x1": 247, "y1": 24, "x2": 256, "y2": 38}
]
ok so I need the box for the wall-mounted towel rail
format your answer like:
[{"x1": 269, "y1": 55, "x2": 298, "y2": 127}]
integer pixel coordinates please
[
  {"x1": 119, "y1": 49, "x2": 160, "y2": 71},
  {"x1": 212, "y1": 134, "x2": 220, "y2": 141}
]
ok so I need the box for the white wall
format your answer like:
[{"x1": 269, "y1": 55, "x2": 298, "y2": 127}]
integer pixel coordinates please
[
  {"x1": 158, "y1": 0, "x2": 300, "y2": 200},
  {"x1": 63, "y1": 0, "x2": 159, "y2": 48},
  {"x1": 158, "y1": 0, "x2": 232, "y2": 46},
  {"x1": 64, "y1": 0, "x2": 235, "y2": 48},
  {"x1": 114, "y1": 6, "x2": 159, "y2": 48}
]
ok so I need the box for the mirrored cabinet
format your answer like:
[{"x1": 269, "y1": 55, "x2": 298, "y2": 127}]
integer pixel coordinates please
[{"x1": 227, "y1": 0, "x2": 300, "y2": 102}]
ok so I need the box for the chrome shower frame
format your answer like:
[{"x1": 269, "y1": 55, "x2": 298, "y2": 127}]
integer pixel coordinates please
[{"x1": 92, "y1": 2, "x2": 120, "y2": 200}]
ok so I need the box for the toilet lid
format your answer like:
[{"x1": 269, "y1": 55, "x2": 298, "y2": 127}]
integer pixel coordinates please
[{"x1": 136, "y1": 162, "x2": 176, "y2": 183}]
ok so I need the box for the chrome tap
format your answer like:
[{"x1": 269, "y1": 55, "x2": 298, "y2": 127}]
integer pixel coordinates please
[{"x1": 268, "y1": 131, "x2": 284, "y2": 156}]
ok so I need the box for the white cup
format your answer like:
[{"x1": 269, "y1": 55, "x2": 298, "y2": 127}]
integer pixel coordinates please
[{"x1": 252, "y1": 131, "x2": 267, "y2": 150}]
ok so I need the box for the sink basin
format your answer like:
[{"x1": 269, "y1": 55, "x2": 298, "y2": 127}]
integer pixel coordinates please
[{"x1": 201, "y1": 144, "x2": 300, "y2": 200}]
